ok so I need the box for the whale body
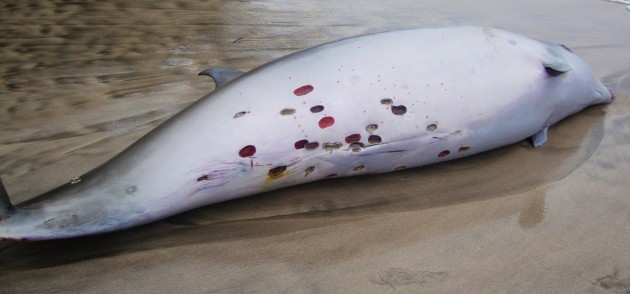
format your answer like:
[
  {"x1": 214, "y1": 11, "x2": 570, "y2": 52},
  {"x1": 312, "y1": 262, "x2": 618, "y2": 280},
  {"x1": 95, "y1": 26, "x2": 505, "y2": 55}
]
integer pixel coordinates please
[{"x1": 0, "y1": 26, "x2": 613, "y2": 240}]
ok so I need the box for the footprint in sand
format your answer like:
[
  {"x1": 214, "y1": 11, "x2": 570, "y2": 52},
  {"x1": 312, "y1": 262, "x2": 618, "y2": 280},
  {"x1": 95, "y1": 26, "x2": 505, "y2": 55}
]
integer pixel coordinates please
[{"x1": 370, "y1": 268, "x2": 448, "y2": 290}]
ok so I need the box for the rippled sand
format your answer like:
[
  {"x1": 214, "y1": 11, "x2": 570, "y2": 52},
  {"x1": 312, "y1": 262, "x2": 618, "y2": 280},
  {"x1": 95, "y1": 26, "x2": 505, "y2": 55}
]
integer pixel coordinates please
[{"x1": 1, "y1": 0, "x2": 630, "y2": 292}]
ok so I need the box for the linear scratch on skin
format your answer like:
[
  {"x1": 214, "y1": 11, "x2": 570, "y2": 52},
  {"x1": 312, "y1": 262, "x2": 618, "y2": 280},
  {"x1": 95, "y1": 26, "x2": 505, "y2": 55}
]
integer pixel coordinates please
[
  {"x1": 187, "y1": 161, "x2": 255, "y2": 197},
  {"x1": 352, "y1": 150, "x2": 407, "y2": 157},
  {"x1": 58, "y1": 135, "x2": 109, "y2": 156}
]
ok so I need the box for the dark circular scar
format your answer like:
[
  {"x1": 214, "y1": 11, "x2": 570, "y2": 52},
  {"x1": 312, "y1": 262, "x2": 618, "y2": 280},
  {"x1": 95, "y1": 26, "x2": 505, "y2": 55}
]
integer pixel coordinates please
[
  {"x1": 280, "y1": 108, "x2": 296, "y2": 115},
  {"x1": 391, "y1": 105, "x2": 407, "y2": 115},
  {"x1": 310, "y1": 105, "x2": 324, "y2": 113},
  {"x1": 295, "y1": 139, "x2": 309, "y2": 149},
  {"x1": 268, "y1": 166, "x2": 287, "y2": 178},
  {"x1": 368, "y1": 135, "x2": 382, "y2": 144},
  {"x1": 305, "y1": 142, "x2": 320, "y2": 150}
]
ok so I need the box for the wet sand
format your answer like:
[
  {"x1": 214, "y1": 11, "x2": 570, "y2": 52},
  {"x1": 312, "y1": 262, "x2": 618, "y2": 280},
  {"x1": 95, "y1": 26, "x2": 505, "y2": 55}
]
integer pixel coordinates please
[{"x1": 1, "y1": 0, "x2": 630, "y2": 292}]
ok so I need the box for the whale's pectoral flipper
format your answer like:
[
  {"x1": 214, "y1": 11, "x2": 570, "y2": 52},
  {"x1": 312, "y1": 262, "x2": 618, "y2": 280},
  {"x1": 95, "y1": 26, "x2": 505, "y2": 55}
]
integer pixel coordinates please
[
  {"x1": 543, "y1": 62, "x2": 571, "y2": 76},
  {"x1": 543, "y1": 47, "x2": 571, "y2": 76},
  {"x1": 0, "y1": 177, "x2": 16, "y2": 218},
  {"x1": 198, "y1": 68, "x2": 245, "y2": 88},
  {"x1": 531, "y1": 127, "x2": 549, "y2": 148}
]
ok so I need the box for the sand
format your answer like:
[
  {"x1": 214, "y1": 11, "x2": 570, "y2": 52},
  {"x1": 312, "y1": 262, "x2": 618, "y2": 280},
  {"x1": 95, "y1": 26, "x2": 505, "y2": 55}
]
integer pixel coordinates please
[{"x1": 1, "y1": 0, "x2": 630, "y2": 292}]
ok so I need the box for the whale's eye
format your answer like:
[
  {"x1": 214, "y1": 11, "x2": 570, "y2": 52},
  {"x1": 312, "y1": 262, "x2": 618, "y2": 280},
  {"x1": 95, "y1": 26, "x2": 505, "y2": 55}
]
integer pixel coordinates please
[{"x1": 560, "y1": 44, "x2": 572, "y2": 53}]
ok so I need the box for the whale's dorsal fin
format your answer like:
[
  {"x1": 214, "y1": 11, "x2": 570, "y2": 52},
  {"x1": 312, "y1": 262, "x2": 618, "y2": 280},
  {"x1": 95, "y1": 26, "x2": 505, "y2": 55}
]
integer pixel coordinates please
[
  {"x1": 198, "y1": 68, "x2": 245, "y2": 88},
  {"x1": 531, "y1": 127, "x2": 549, "y2": 148},
  {"x1": 0, "y1": 177, "x2": 16, "y2": 218}
]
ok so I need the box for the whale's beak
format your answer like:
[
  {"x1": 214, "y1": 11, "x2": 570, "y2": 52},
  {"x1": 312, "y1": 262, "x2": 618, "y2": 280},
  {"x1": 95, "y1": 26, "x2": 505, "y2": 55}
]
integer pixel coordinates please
[
  {"x1": 608, "y1": 87, "x2": 616, "y2": 102},
  {"x1": 585, "y1": 82, "x2": 615, "y2": 108}
]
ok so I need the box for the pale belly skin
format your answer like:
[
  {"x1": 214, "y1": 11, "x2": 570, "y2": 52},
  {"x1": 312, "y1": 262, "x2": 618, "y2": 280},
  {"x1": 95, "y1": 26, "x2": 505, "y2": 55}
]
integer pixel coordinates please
[{"x1": 0, "y1": 26, "x2": 613, "y2": 240}]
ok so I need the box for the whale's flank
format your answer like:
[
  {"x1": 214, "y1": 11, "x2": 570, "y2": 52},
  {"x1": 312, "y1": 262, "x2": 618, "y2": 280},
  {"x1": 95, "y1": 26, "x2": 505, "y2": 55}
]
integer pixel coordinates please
[{"x1": 0, "y1": 26, "x2": 613, "y2": 240}]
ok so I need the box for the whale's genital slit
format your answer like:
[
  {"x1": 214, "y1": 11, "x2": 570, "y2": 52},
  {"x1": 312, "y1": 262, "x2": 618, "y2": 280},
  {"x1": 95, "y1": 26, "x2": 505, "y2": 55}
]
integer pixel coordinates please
[{"x1": 437, "y1": 150, "x2": 450, "y2": 158}]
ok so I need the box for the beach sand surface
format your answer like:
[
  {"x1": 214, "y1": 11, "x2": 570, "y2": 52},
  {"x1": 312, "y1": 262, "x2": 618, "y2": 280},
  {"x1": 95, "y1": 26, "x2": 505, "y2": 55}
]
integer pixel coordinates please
[{"x1": 1, "y1": 0, "x2": 630, "y2": 292}]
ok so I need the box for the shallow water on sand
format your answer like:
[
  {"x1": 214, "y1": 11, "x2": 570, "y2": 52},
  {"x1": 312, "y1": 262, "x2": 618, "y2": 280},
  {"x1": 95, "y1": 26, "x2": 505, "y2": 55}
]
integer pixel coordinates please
[{"x1": 1, "y1": 0, "x2": 630, "y2": 292}]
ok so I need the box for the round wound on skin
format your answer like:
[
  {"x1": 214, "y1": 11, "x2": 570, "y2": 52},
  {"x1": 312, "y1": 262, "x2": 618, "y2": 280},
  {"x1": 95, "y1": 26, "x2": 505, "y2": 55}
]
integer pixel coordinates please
[
  {"x1": 366, "y1": 124, "x2": 378, "y2": 133},
  {"x1": 381, "y1": 98, "x2": 393, "y2": 105},
  {"x1": 368, "y1": 135, "x2": 382, "y2": 144},
  {"x1": 319, "y1": 116, "x2": 335, "y2": 128},
  {"x1": 239, "y1": 145, "x2": 256, "y2": 157},
  {"x1": 293, "y1": 85, "x2": 314, "y2": 96},
  {"x1": 345, "y1": 134, "x2": 361, "y2": 143},
  {"x1": 294, "y1": 139, "x2": 309, "y2": 149}
]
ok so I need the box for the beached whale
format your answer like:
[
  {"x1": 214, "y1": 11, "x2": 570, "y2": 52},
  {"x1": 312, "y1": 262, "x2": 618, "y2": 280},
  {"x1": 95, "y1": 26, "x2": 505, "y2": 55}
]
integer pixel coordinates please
[{"x1": 0, "y1": 26, "x2": 613, "y2": 241}]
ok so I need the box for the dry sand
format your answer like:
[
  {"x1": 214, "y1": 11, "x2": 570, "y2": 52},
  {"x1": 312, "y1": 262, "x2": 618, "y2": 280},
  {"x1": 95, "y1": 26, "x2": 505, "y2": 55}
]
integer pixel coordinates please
[{"x1": 1, "y1": 0, "x2": 630, "y2": 293}]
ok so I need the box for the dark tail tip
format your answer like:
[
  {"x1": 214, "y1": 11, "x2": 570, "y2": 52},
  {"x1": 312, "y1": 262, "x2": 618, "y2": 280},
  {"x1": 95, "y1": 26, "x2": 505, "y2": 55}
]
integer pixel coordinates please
[
  {"x1": 0, "y1": 177, "x2": 16, "y2": 218},
  {"x1": 197, "y1": 68, "x2": 245, "y2": 88}
]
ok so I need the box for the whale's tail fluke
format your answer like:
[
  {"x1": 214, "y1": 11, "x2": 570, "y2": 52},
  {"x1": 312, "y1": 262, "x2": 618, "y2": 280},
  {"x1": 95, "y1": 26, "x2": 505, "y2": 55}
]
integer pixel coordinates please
[
  {"x1": 0, "y1": 177, "x2": 16, "y2": 219},
  {"x1": 198, "y1": 68, "x2": 245, "y2": 88}
]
